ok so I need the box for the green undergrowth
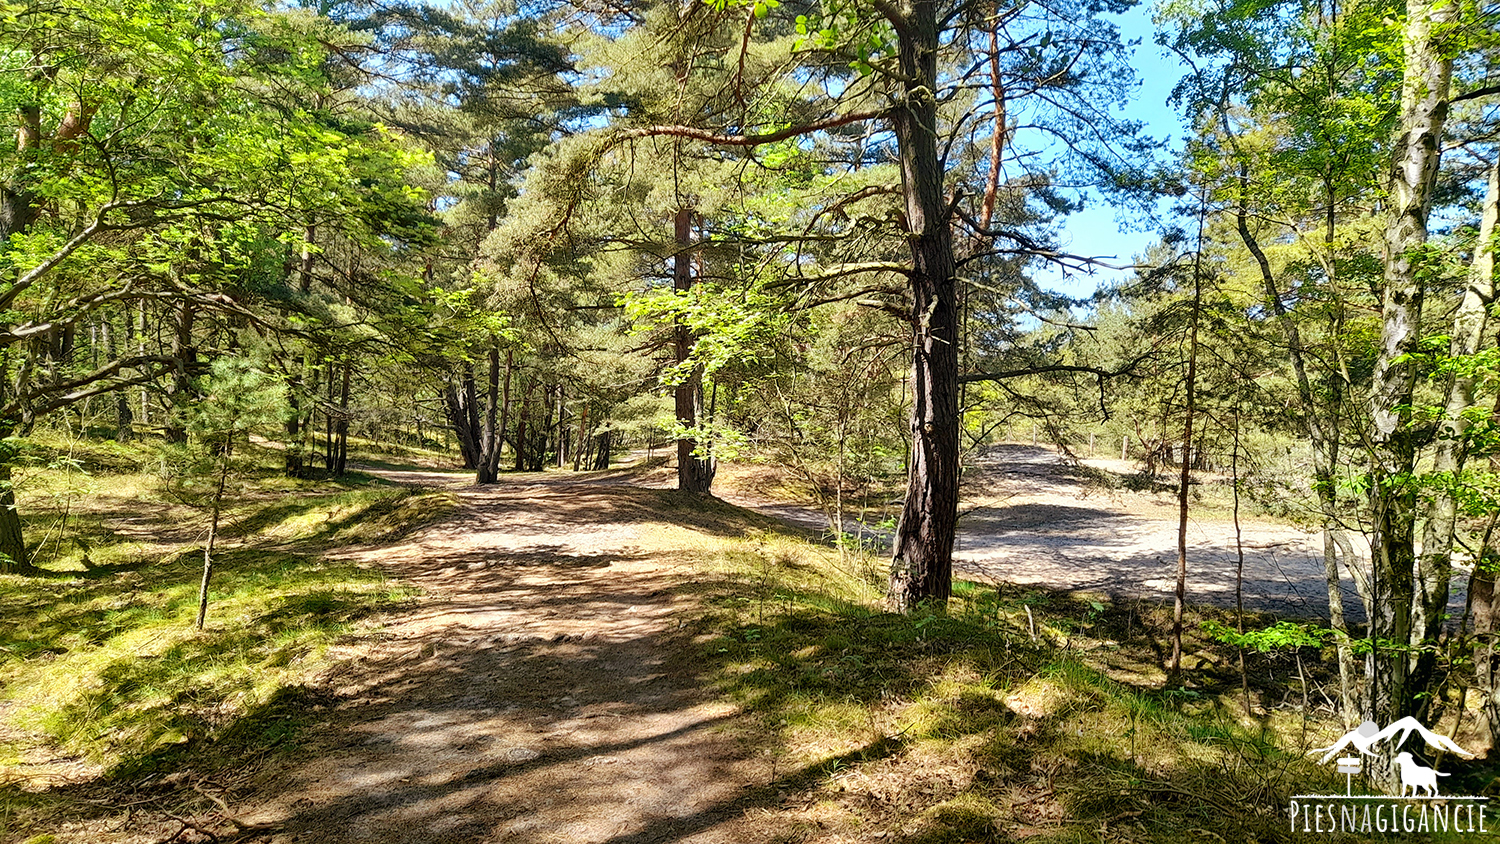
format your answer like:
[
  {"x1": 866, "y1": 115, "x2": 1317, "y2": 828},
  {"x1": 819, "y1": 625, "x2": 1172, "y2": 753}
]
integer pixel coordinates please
[
  {"x1": 692, "y1": 537, "x2": 1477, "y2": 843},
  {"x1": 0, "y1": 550, "x2": 413, "y2": 775},
  {"x1": 0, "y1": 433, "x2": 455, "y2": 780}
]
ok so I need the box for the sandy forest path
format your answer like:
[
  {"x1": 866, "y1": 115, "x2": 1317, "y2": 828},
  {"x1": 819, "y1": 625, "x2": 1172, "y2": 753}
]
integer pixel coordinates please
[
  {"x1": 240, "y1": 473, "x2": 782, "y2": 844},
  {"x1": 234, "y1": 445, "x2": 1381, "y2": 842}
]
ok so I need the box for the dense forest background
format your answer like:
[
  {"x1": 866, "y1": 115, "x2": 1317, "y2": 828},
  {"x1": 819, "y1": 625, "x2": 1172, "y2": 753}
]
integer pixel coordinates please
[{"x1": 1, "y1": 0, "x2": 1499, "y2": 801}]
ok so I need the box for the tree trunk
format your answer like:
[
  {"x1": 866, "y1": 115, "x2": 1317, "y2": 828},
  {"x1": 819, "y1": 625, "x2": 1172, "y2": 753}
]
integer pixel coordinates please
[
  {"x1": 323, "y1": 363, "x2": 334, "y2": 472},
  {"x1": 887, "y1": 0, "x2": 959, "y2": 612},
  {"x1": 555, "y1": 385, "x2": 567, "y2": 468},
  {"x1": 285, "y1": 377, "x2": 304, "y2": 477},
  {"x1": 104, "y1": 317, "x2": 133, "y2": 442},
  {"x1": 498, "y1": 349, "x2": 512, "y2": 462},
  {"x1": 1170, "y1": 250, "x2": 1202, "y2": 681},
  {"x1": 515, "y1": 384, "x2": 530, "y2": 472},
  {"x1": 196, "y1": 448, "x2": 231, "y2": 631},
  {"x1": 165, "y1": 301, "x2": 196, "y2": 443},
  {"x1": 593, "y1": 429, "x2": 612, "y2": 470},
  {"x1": 1365, "y1": 0, "x2": 1453, "y2": 778},
  {"x1": 673, "y1": 207, "x2": 715, "y2": 494},
  {"x1": 441, "y1": 379, "x2": 480, "y2": 470},
  {"x1": 1415, "y1": 154, "x2": 1498, "y2": 689},
  {"x1": 1235, "y1": 165, "x2": 1358, "y2": 723},
  {"x1": 297, "y1": 356, "x2": 320, "y2": 477},
  {"x1": 573, "y1": 403, "x2": 589, "y2": 471},
  {"x1": 137, "y1": 301, "x2": 150, "y2": 434},
  {"x1": 477, "y1": 343, "x2": 507, "y2": 484},
  {"x1": 1473, "y1": 557, "x2": 1500, "y2": 754},
  {"x1": 538, "y1": 383, "x2": 556, "y2": 472},
  {"x1": 0, "y1": 104, "x2": 40, "y2": 241},
  {"x1": 299, "y1": 224, "x2": 316, "y2": 295},
  {"x1": 0, "y1": 459, "x2": 31, "y2": 574},
  {"x1": 334, "y1": 361, "x2": 351, "y2": 476}
]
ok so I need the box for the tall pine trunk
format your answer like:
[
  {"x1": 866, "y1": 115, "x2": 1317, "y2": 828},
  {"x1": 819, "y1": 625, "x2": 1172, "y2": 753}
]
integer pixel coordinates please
[{"x1": 887, "y1": 0, "x2": 959, "y2": 612}]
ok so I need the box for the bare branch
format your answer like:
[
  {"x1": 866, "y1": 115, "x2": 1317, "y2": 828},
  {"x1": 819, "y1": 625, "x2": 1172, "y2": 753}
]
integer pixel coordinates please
[
  {"x1": 1452, "y1": 84, "x2": 1500, "y2": 104},
  {"x1": 612, "y1": 109, "x2": 891, "y2": 148}
]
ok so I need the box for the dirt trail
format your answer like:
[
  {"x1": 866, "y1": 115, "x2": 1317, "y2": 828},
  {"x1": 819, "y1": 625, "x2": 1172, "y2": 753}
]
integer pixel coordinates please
[{"x1": 240, "y1": 473, "x2": 780, "y2": 844}]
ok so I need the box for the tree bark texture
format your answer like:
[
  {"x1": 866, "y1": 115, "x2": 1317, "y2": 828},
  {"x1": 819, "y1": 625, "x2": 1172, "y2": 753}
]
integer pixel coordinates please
[
  {"x1": 1366, "y1": 0, "x2": 1452, "y2": 751},
  {"x1": 887, "y1": 0, "x2": 959, "y2": 612},
  {"x1": 673, "y1": 207, "x2": 715, "y2": 494},
  {"x1": 1473, "y1": 563, "x2": 1500, "y2": 754}
]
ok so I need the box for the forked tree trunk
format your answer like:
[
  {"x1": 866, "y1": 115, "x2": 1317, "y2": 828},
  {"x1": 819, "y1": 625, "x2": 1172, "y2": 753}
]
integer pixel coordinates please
[
  {"x1": 887, "y1": 0, "x2": 959, "y2": 612},
  {"x1": 442, "y1": 363, "x2": 484, "y2": 471},
  {"x1": 441, "y1": 380, "x2": 480, "y2": 470}
]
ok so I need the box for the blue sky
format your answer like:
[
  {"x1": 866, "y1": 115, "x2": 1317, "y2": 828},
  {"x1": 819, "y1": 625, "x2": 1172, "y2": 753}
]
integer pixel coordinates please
[{"x1": 1035, "y1": 2, "x2": 1190, "y2": 300}]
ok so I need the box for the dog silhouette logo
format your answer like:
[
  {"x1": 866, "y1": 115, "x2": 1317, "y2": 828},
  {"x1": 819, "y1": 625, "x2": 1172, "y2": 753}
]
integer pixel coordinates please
[{"x1": 1393, "y1": 751, "x2": 1448, "y2": 797}]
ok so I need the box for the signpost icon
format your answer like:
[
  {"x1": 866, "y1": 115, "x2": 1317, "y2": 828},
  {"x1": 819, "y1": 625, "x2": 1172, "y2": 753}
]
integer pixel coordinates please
[{"x1": 1336, "y1": 756, "x2": 1361, "y2": 795}]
